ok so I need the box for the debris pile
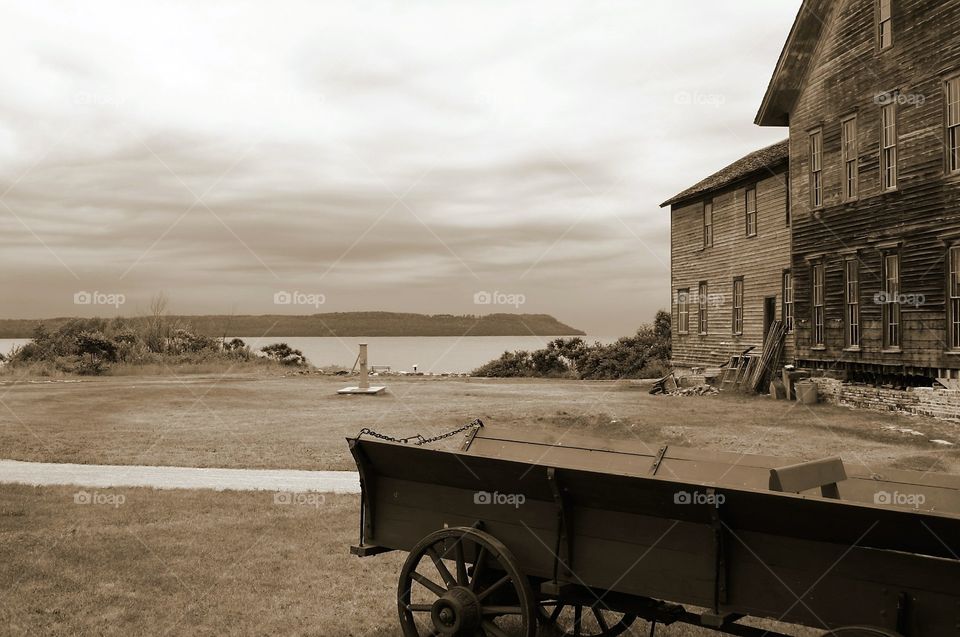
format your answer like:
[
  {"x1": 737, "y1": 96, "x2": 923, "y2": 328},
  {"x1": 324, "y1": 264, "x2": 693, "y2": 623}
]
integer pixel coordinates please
[{"x1": 666, "y1": 385, "x2": 719, "y2": 397}]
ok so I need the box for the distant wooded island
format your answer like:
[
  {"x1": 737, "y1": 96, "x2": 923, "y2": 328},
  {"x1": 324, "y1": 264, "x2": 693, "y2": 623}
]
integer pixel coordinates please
[{"x1": 0, "y1": 312, "x2": 584, "y2": 338}]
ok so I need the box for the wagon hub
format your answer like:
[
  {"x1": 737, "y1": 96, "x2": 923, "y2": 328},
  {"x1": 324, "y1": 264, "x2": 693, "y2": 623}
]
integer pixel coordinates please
[{"x1": 430, "y1": 586, "x2": 481, "y2": 635}]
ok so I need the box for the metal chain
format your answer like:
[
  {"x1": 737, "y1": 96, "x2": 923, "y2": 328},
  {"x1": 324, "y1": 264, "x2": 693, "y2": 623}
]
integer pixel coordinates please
[{"x1": 356, "y1": 418, "x2": 483, "y2": 445}]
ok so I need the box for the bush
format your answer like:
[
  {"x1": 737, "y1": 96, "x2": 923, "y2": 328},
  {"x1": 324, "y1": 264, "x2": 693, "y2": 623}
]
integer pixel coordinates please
[
  {"x1": 2, "y1": 297, "x2": 297, "y2": 376},
  {"x1": 260, "y1": 343, "x2": 307, "y2": 366},
  {"x1": 472, "y1": 310, "x2": 671, "y2": 380}
]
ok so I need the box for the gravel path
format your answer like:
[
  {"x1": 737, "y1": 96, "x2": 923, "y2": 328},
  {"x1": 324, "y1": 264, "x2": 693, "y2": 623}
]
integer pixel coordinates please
[{"x1": 0, "y1": 459, "x2": 360, "y2": 493}]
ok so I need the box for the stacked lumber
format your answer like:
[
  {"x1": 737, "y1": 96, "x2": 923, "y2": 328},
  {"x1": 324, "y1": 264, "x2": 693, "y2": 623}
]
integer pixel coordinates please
[{"x1": 745, "y1": 320, "x2": 786, "y2": 393}]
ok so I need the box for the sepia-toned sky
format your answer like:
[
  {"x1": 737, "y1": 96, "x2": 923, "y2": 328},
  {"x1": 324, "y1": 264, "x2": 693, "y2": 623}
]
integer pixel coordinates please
[{"x1": 0, "y1": 1, "x2": 799, "y2": 335}]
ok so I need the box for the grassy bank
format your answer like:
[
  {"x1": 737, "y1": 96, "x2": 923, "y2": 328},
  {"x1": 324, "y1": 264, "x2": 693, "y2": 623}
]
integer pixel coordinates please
[{"x1": 1, "y1": 298, "x2": 309, "y2": 376}]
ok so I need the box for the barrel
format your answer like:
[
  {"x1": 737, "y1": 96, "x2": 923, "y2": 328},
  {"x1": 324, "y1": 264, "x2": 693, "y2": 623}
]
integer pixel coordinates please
[{"x1": 795, "y1": 381, "x2": 819, "y2": 405}]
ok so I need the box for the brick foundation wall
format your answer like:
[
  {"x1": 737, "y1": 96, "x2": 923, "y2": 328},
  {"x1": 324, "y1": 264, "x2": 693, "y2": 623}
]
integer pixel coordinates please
[{"x1": 808, "y1": 378, "x2": 960, "y2": 422}]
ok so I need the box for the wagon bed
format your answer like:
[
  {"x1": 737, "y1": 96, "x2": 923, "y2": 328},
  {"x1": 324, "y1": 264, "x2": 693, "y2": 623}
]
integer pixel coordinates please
[{"x1": 348, "y1": 422, "x2": 960, "y2": 637}]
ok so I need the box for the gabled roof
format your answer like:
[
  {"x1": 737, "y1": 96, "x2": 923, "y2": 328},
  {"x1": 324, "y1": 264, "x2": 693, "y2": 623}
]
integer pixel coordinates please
[
  {"x1": 755, "y1": 0, "x2": 833, "y2": 126},
  {"x1": 660, "y1": 139, "x2": 789, "y2": 208}
]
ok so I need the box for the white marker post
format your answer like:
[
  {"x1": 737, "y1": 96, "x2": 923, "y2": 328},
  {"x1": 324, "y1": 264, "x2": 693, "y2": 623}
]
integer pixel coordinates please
[{"x1": 338, "y1": 343, "x2": 386, "y2": 395}]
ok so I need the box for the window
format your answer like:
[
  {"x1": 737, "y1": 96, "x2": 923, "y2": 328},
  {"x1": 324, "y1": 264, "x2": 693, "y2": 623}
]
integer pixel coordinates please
[
  {"x1": 842, "y1": 116, "x2": 858, "y2": 200},
  {"x1": 732, "y1": 278, "x2": 744, "y2": 335},
  {"x1": 882, "y1": 253, "x2": 900, "y2": 349},
  {"x1": 745, "y1": 187, "x2": 757, "y2": 237},
  {"x1": 881, "y1": 101, "x2": 898, "y2": 191},
  {"x1": 813, "y1": 263, "x2": 825, "y2": 347},
  {"x1": 698, "y1": 282, "x2": 708, "y2": 335},
  {"x1": 677, "y1": 289, "x2": 690, "y2": 334},
  {"x1": 947, "y1": 76, "x2": 960, "y2": 173},
  {"x1": 950, "y1": 247, "x2": 960, "y2": 349},
  {"x1": 809, "y1": 130, "x2": 823, "y2": 208},
  {"x1": 878, "y1": 0, "x2": 892, "y2": 50},
  {"x1": 782, "y1": 270, "x2": 794, "y2": 333},
  {"x1": 703, "y1": 201, "x2": 713, "y2": 248},
  {"x1": 845, "y1": 259, "x2": 860, "y2": 348}
]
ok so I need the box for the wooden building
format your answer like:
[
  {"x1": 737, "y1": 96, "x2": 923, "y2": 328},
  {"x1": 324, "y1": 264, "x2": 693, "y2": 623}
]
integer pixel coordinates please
[
  {"x1": 757, "y1": 0, "x2": 960, "y2": 382},
  {"x1": 662, "y1": 141, "x2": 793, "y2": 369}
]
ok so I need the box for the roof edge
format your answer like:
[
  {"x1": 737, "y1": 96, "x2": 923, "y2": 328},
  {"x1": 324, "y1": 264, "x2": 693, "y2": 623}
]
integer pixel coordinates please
[{"x1": 659, "y1": 139, "x2": 790, "y2": 208}]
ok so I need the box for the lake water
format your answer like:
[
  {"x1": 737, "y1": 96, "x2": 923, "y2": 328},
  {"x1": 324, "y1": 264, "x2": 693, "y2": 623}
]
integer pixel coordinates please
[{"x1": 0, "y1": 335, "x2": 617, "y2": 374}]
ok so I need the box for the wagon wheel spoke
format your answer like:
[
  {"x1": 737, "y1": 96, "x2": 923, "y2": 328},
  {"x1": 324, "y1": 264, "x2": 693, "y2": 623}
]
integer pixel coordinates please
[
  {"x1": 410, "y1": 571, "x2": 446, "y2": 597},
  {"x1": 481, "y1": 605, "x2": 523, "y2": 615},
  {"x1": 476, "y1": 574, "x2": 511, "y2": 602},
  {"x1": 406, "y1": 603, "x2": 433, "y2": 613},
  {"x1": 481, "y1": 619, "x2": 511, "y2": 637},
  {"x1": 592, "y1": 608, "x2": 610, "y2": 633},
  {"x1": 426, "y1": 546, "x2": 457, "y2": 588},
  {"x1": 470, "y1": 546, "x2": 488, "y2": 591},
  {"x1": 455, "y1": 540, "x2": 469, "y2": 586},
  {"x1": 538, "y1": 599, "x2": 638, "y2": 637}
]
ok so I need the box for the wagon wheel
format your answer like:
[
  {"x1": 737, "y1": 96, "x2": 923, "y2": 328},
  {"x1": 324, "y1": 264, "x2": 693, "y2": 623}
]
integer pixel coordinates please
[
  {"x1": 398, "y1": 526, "x2": 537, "y2": 637},
  {"x1": 822, "y1": 628, "x2": 903, "y2": 637},
  {"x1": 537, "y1": 601, "x2": 637, "y2": 637}
]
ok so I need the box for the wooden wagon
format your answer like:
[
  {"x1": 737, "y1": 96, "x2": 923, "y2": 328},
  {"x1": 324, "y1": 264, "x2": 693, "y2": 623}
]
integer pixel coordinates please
[{"x1": 348, "y1": 422, "x2": 960, "y2": 637}]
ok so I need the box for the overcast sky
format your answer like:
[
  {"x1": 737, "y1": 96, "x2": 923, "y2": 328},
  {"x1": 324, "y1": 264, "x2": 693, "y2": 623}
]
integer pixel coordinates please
[{"x1": 0, "y1": 1, "x2": 799, "y2": 334}]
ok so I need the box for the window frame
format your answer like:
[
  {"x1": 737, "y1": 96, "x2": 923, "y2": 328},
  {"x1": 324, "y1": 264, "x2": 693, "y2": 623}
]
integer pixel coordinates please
[
  {"x1": 698, "y1": 281, "x2": 709, "y2": 336},
  {"x1": 702, "y1": 201, "x2": 713, "y2": 249},
  {"x1": 809, "y1": 129, "x2": 824, "y2": 209},
  {"x1": 732, "y1": 277, "x2": 744, "y2": 335},
  {"x1": 877, "y1": 0, "x2": 893, "y2": 51},
  {"x1": 812, "y1": 262, "x2": 825, "y2": 348},
  {"x1": 882, "y1": 251, "x2": 901, "y2": 350},
  {"x1": 949, "y1": 246, "x2": 960, "y2": 350},
  {"x1": 782, "y1": 270, "x2": 794, "y2": 334},
  {"x1": 841, "y1": 114, "x2": 859, "y2": 201},
  {"x1": 880, "y1": 100, "x2": 898, "y2": 192},
  {"x1": 844, "y1": 258, "x2": 861, "y2": 349},
  {"x1": 946, "y1": 75, "x2": 960, "y2": 175},
  {"x1": 745, "y1": 187, "x2": 757, "y2": 237},
  {"x1": 677, "y1": 288, "x2": 690, "y2": 335}
]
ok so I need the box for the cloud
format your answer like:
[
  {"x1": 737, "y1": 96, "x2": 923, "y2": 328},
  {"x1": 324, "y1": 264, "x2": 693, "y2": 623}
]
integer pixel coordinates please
[{"x1": 0, "y1": 0, "x2": 799, "y2": 333}]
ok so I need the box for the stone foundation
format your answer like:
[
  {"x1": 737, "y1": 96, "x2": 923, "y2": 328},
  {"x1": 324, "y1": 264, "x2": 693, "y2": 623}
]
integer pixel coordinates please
[{"x1": 808, "y1": 377, "x2": 960, "y2": 422}]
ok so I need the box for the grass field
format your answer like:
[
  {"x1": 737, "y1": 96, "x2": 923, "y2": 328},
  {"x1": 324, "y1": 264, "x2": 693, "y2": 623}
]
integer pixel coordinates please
[
  {"x1": 1, "y1": 374, "x2": 958, "y2": 636},
  {"x1": 0, "y1": 374, "x2": 957, "y2": 473},
  {"x1": 1, "y1": 485, "x2": 821, "y2": 637}
]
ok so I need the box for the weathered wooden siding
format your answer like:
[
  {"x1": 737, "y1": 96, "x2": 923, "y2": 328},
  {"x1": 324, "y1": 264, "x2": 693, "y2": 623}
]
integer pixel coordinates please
[
  {"x1": 789, "y1": 0, "x2": 960, "y2": 374},
  {"x1": 671, "y1": 169, "x2": 792, "y2": 368}
]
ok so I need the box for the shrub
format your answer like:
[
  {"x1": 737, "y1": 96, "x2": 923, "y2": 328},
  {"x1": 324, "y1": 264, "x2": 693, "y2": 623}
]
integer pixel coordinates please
[
  {"x1": 260, "y1": 343, "x2": 307, "y2": 366},
  {"x1": 472, "y1": 310, "x2": 671, "y2": 380}
]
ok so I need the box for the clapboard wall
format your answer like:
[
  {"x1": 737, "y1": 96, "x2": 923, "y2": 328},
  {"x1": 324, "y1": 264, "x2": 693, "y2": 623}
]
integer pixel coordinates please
[
  {"x1": 788, "y1": 0, "x2": 960, "y2": 376},
  {"x1": 671, "y1": 168, "x2": 792, "y2": 368}
]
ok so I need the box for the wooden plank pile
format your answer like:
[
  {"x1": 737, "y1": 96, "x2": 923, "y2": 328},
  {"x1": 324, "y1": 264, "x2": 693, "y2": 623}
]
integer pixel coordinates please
[
  {"x1": 745, "y1": 320, "x2": 786, "y2": 393},
  {"x1": 716, "y1": 322, "x2": 786, "y2": 394}
]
